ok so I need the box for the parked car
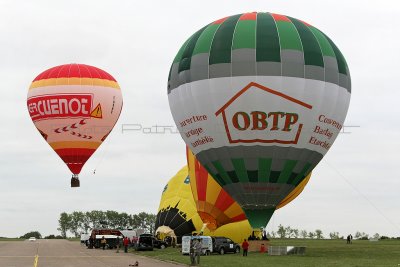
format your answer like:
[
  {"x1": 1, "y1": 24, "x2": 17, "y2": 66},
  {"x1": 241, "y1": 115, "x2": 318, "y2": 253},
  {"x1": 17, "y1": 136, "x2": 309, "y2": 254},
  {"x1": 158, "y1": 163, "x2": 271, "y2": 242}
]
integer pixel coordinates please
[
  {"x1": 134, "y1": 234, "x2": 154, "y2": 251},
  {"x1": 211, "y1": 237, "x2": 240, "y2": 255},
  {"x1": 152, "y1": 237, "x2": 168, "y2": 249},
  {"x1": 28, "y1": 237, "x2": 36, "y2": 242}
]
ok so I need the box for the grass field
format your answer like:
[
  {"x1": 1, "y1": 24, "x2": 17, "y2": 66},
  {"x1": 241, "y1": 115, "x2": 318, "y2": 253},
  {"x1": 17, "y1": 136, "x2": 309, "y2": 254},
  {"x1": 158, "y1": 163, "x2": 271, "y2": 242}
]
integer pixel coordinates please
[{"x1": 132, "y1": 239, "x2": 400, "y2": 267}]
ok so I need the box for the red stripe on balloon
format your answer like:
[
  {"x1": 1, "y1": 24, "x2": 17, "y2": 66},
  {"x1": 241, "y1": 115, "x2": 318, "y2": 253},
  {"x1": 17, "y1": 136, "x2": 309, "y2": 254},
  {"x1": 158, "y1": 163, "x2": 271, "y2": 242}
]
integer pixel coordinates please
[
  {"x1": 194, "y1": 158, "x2": 209, "y2": 201},
  {"x1": 54, "y1": 148, "x2": 96, "y2": 174},
  {"x1": 32, "y1": 64, "x2": 117, "y2": 82},
  {"x1": 271, "y1": 13, "x2": 291, "y2": 22},
  {"x1": 230, "y1": 213, "x2": 247, "y2": 222},
  {"x1": 214, "y1": 189, "x2": 235, "y2": 212},
  {"x1": 239, "y1": 12, "x2": 257, "y2": 21}
]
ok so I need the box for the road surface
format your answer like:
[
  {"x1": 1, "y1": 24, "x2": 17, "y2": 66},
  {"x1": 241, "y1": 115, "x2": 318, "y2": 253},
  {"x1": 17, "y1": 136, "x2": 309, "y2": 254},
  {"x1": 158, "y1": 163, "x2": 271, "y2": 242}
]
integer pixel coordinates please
[{"x1": 0, "y1": 239, "x2": 185, "y2": 267}]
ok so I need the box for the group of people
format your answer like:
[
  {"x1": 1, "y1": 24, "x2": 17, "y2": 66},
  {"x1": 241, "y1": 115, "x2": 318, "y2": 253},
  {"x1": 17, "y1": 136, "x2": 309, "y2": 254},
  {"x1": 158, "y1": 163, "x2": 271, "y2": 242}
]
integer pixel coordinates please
[
  {"x1": 94, "y1": 236, "x2": 132, "y2": 252},
  {"x1": 241, "y1": 239, "x2": 268, "y2": 256},
  {"x1": 346, "y1": 234, "x2": 353, "y2": 244}
]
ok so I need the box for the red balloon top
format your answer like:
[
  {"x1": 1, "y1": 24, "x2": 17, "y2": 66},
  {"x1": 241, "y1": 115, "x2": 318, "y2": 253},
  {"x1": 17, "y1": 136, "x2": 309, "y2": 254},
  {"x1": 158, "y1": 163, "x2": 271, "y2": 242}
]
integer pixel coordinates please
[{"x1": 32, "y1": 63, "x2": 117, "y2": 82}]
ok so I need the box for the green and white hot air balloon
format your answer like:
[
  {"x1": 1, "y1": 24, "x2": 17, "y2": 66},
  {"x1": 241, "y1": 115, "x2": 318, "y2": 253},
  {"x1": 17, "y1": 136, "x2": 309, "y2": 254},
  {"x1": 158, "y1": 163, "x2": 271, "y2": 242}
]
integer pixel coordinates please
[{"x1": 168, "y1": 12, "x2": 351, "y2": 228}]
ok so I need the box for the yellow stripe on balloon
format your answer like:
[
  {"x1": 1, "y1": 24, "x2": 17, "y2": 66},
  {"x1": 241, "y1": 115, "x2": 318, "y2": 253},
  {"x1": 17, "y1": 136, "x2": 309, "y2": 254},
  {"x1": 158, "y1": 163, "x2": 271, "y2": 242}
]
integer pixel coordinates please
[
  {"x1": 187, "y1": 153, "x2": 199, "y2": 201},
  {"x1": 276, "y1": 172, "x2": 311, "y2": 209},
  {"x1": 49, "y1": 141, "x2": 101, "y2": 150},
  {"x1": 223, "y1": 202, "x2": 244, "y2": 219},
  {"x1": 29, "y1": 78, "x2": 120, "y2": 90},
  {"x1": 205, "y1": 177, "x2": 220, "y2": 206}
]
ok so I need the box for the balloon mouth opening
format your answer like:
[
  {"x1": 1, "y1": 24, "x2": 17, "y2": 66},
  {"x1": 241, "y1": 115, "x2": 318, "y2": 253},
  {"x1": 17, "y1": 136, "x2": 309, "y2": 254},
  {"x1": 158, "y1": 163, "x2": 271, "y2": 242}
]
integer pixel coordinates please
[
  {"x1": 198, "y1": 212, "x2": 218, "y2": 231},
  {"x1": 71, "y1": 174, "x2": 80, "y2": 188}
]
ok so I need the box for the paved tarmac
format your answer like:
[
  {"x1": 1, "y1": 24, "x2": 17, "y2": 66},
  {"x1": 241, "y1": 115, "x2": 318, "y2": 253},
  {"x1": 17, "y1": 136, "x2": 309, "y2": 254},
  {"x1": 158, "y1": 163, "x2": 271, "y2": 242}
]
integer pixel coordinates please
[{"x1": 0, "y1": 239, "x2": 185, "y2": 267}]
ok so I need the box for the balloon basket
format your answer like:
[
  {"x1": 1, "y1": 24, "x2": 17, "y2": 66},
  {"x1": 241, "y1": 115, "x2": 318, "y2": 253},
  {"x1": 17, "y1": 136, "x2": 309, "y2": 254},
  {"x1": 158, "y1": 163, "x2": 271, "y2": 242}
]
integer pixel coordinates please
[{"x1": 71, "y1": 175, "x2": 80, "y2": 188}]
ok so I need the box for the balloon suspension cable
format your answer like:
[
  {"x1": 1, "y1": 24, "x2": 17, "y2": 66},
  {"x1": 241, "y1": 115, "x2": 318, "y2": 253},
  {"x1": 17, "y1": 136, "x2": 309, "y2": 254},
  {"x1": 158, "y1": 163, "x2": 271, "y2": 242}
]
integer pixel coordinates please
[
  {"x1": 93, "y1": 137, "x2": 112, "y2": 175},
  {"x1": 71, "y1": 174, "x2": 80, "y2": 188}
]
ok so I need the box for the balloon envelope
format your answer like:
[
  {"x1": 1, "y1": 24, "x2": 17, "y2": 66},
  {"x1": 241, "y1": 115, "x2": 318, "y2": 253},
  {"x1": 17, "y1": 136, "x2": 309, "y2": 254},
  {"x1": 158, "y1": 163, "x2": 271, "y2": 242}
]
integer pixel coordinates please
[
  {"x1": 155, "y1": 167, "x2": 205, "y2": 242},
  {"x1": 168, "y1": 12, "x2": 351, "y2": 228},
  {"x1": 27, "y1": 63, "x2": 123, "y2": 186},
  {"x1": 187, "y1": 147, "x2": 312, "y2": 230},
  {"x1": 156, "y1": 166, "x2": 253, "y2": 244}
]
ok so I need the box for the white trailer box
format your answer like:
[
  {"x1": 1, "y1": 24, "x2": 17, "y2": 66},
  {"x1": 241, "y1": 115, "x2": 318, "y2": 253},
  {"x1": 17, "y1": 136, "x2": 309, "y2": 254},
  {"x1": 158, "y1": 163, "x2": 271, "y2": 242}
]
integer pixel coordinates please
[{"x1": 181, "y1": 236, "x2": 213, "y2": 255}]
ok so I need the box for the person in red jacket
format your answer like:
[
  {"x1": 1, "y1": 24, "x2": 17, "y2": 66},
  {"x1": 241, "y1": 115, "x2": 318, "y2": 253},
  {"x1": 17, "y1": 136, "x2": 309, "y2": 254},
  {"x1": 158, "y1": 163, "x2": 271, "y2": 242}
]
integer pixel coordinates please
[
  {"x1": 123, "y1": 237, "x2": 130, "y2": 253},
  {"x1": 242, "y1": 239, "x2": 249, "y2": 256}
]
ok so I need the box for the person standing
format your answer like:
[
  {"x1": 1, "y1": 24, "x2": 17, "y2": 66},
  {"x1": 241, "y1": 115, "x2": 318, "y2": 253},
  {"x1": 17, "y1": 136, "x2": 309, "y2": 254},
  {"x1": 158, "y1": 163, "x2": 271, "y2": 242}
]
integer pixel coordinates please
[
  {"x1": 189, "y1": 239, "x2": 196, "y2": 266},
  {"x1": 242, "y1": 239, "x2": 249, "y2": 256},
  {"x1": 123, "y1": 237, "x2": 129, "y2": 253},
  {"x1": 116, "y1": 236, "x2": 120, "y2": 253},
  {"x1": 194, "y1": 238, "x2": 202, "y2": 265},
  {"x1": 101, "y1": 236, "x2": 107, "y2": 250},
  {"x1": 346, "y1": 235, "x2": 351, "y2": 244},
  {"x1": 260, "y1": 243, "x2": 266, "y2": 253}
]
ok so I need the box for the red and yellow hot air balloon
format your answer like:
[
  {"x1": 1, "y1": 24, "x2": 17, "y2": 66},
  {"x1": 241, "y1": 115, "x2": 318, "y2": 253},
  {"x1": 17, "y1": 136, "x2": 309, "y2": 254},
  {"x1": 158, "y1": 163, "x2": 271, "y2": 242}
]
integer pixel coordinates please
[
  {"x1": 27, "y1": 63, "x2": 123, "y2": 187},
  {"x1": 187, "y1": 147, "x2": 311, "y2": 230}
]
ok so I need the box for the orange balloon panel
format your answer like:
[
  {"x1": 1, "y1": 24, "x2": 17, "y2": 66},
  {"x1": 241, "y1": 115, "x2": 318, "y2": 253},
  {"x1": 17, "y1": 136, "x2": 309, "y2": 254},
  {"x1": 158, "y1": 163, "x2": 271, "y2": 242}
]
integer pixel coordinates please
[
  {"x1": 187, "y1": 147, "x2": 312, "y2": 230},
  {"x1": 187, "y1": 147, "x2": 246, "y2": 230},
  {"x1": 27, "y1": 64, "x2": 123, "y2": 175}
]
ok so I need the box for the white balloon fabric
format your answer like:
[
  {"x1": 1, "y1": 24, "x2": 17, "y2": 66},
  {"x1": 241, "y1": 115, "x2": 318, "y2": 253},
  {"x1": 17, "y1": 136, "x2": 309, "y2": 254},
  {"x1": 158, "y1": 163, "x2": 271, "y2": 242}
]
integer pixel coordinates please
[{"x1": 168, "y1": 12, "x2": 351, "y2": 228}]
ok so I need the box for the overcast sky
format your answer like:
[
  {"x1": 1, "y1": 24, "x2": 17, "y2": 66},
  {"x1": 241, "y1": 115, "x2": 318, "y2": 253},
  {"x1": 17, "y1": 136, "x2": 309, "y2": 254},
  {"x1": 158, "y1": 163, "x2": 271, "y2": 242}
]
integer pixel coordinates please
[{"x1": 0, "y1": 0, "x2": 399, "y2": 238}]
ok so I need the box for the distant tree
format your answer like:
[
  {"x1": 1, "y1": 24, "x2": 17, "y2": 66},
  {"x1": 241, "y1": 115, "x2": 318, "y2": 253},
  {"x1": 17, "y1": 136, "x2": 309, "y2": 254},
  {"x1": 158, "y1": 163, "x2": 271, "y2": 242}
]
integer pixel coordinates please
[
  {"x1": 329, "y1": 232, "x2": 340, "y2": 239},
  {"x1": 118, "y1": 212, "x2": 131, "y2": 229},
  {"x1": 267, "y1": 231, "x2": 276, "y2": 238},
  {"x1": 57, "y1": 212, "x2": 71, "y2": 238},
  {"x1": 292, "y1": 229, "x2": 299, "y2": 239},
  {"x1": 373, "y1": 233, "x2": 380, "y2": 239},
  {"x1": 315, "y1": 229, "x2": 324, "y2": 239},
  {"x1": 355, "y1": 231, "x2": 369, "y2": 240},
  {"x1": 300, "y1": 230, "x2": 308, "y2": 239},
  {"x1": 277, "y1": 224, "x2": 287, "y2": 239},
  {"x1": 285, "y1": 226, "x2": 292, "y2": 238},
  {"x1": 44, "y1": 234, "x2": 56, "y2": 239},
  {"x1": 70, "y1": 211, "x2": 85, "y2": 237},
  {"x1": 308, "y1": 231, "x2": 316, "y2": 239},
  {"x1": 20, "y1": 231, "x2": 42, "y2": 239}
]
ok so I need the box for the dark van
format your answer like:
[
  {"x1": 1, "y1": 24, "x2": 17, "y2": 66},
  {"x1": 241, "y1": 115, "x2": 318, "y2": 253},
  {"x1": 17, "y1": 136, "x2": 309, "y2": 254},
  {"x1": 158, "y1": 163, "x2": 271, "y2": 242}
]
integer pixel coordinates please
[
  {"x1": 134, "y1": 234, "x2": 154, "y2": 251},
  {"x1": 211, "y1": 236, "x2": 240, "y2": 255}
]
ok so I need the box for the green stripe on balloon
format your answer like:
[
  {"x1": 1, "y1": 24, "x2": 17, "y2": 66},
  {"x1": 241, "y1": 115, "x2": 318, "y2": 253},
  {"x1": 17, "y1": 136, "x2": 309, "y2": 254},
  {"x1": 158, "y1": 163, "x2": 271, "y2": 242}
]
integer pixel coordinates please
[
  {"x1": 243, "y1": 208, "x2": 275, "y2": 229},
  {"x1": 209, "y1": 14, "x2": 242, "y2": 64},
  {"x1": 288, "y1": 16, "x2": 324, "y2": 67},
  {"x1": 276, "y1": 160, "x2": 298, "y2": 184},
  {"x1": 178, "y1": 26, "x2": 208, "y2": 72},
  {"x1": 274, "y1": 20, "x2": 303, "y2": 51},
  {"x1": 231, "y1": 158, "x2": 249, "y2": 183},
  {"x1": 291, "y1": 163, "x2": 312, "y2": 186},
  {"x1": 173, "y1": 38, "x2": 190, "y2": 64},
  {"x1": 258, "y1": 158, "x2": 272, "y2": 182},
  {"x1": 192, "y1": 24, "x2": 220, "y2": 56},
  {"x1": 256, "y1": 13, "x2": 281, "y2": 62},
  {"x1": 232, "y1": 18, "x2": 256, "y2": 49},
  {"x1": 212, "y1": 161, "x2": 232, "y2": 185},
  {"x1": 308, "y1": 27, "x2": 336, "y2": 58},
  {"x1": 321, "y1": 32, "x2": 349, "y2": 75}
]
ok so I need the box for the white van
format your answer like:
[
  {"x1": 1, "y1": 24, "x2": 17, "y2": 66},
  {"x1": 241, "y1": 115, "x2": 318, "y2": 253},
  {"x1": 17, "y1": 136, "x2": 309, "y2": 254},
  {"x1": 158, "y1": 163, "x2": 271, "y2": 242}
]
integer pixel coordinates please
[{"x1": 182, "y1": 236, "x2": 213, "y2": 255}]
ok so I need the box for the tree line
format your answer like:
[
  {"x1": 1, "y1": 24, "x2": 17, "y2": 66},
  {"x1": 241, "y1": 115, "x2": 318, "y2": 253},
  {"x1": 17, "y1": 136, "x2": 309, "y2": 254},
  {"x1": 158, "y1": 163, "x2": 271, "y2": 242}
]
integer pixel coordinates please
[
  {"x1": 57, "y1": 210, "x2": 156, "y2": 238},
  {"x1": 267, "y1": 224, "x2": 397, "y2": 240}
]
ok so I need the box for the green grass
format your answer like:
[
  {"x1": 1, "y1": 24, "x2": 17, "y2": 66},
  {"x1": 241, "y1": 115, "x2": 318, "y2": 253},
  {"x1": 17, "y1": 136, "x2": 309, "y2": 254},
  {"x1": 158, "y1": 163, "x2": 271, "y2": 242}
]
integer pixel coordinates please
[{"x1": 131, "y1": 239, "x2": 400, "y2": 267}]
